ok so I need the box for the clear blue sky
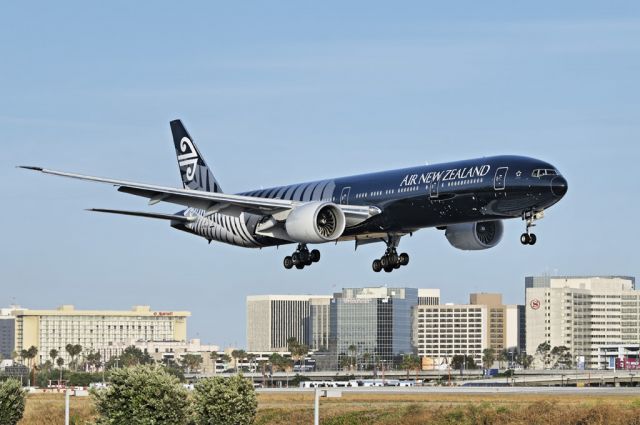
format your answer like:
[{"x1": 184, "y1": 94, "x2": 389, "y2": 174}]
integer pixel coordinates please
[{"x1": 1, "y1": 1, "x2": 639, "y2": 347}]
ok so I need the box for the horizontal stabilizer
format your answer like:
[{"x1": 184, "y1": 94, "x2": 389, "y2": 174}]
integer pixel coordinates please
[{"x1": 87, "y1": 208, "x2": 196, "y2": 222}]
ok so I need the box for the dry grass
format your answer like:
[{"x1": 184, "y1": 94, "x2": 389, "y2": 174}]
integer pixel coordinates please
[{"x1": 18, "y1": 391, "x2": 640, "y2": 425}]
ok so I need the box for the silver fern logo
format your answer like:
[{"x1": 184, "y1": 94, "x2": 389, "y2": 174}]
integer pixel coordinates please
[{"x1": 177, "y1": 137, "x2": 198, "y2": 181}]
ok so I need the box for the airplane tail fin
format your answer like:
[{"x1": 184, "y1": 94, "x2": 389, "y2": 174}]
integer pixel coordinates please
[{"x1": 170, "y1": 119, "x2": 223, "y2": 193}]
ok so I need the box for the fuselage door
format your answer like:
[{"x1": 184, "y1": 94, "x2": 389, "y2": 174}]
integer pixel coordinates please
[
  {"x1": 429, "y1": 179, "x2": 439, "y2": 198},
  {"x1": 494, "y1": 167, "x2": 508, "y2": 191},
  {"x1": 340, "y1": 186, "x2": 351, "y2": 205}
]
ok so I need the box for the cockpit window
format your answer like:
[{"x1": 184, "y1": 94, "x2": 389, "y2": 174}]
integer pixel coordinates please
[{"x1": 532, "y1": 169, "x2": 558, "y2": 178}]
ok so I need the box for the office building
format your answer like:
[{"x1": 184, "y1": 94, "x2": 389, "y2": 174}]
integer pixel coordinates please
[
  {"x1": 12, "y1": 305, "x2": 189, "y2": 364},
  {"x1": 414, "y1": 293, "x2": 521, "y2": 368},
  {"x1": 246, "y1": 295, "x2": 332, "y2": 352},
  {"x1": 330, "y1": 287, "x2": 418, "y2": 367},
  {"x1": 0, "y1": 307, "x2": 18, "y2": 360},
  {"x1": 418, "y1": 288, "x2": 440, "y2": 305},
  {"x1": 414, "y1": 303, "x2": 488, "y2": 367},
  {"x1": 469, "y1": 293, "x2": 521, "y2": 352},
  {"x1": 525, "y1": 275, "x2": 636, "y2": 369}
]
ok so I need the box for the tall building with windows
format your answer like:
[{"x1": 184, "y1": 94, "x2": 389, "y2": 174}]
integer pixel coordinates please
[
  {"x1": 469, "y1": 293, "x2": 520, "y2": 352},
  {"x1": 414, "y1": 293, "x2": 522, "y2": 368},
  {"x1": 413, "y1": 303, "x2": 488, "y2": 367},
  {"x1": 418, "y1": 288, "x2": 441, "y2": 305},
  {"x1": 525, "y1": 275, "x2": 637, "y2": 369},
  {"x1": 12, "y1": 305, "x2": 189, "y2": 364},
  {"x1": 329, "y1": 287, "x2": 418, "y2": 367},
  {"x1": 246, "y1": 295, "x2": 332, "y2": 352}
]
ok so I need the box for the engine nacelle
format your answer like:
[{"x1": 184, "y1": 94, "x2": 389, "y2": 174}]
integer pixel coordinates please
[
  {"x1": 445, "y1": 220, "x2": 504, "y2": 250},
  {"x1": 285, "y1": 202, "x2": 346, "y2": 243}
]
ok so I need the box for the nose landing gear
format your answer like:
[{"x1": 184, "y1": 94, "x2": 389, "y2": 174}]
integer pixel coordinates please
[
  {"x1": 283, "y1": 244, "x2": 320, "y2": 270},
  {"x1": 372, "y1": 234, "x2": 409, "y2": 273},
  {"x1": 520, "y1": 210, "x2": 543, "y2": 245}
]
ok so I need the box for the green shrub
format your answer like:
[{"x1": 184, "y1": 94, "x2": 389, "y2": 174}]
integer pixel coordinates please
[
  {"x1": 0, "y1": 379, "x2": 26, "y2": 425},
  {"x1": 193, "y1": 375, "x2": 257, "y2": 425},
  {"x1": 91, "y1": 364, "x2": 189, "y2": 425}
]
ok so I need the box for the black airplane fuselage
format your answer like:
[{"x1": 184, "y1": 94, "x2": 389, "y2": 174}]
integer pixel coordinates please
[{"x1": 238, "y1": 155, "x2": 567, "y2": 243}]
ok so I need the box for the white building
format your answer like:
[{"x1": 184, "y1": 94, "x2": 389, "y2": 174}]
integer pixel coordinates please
[
  {"x1": 132, "y1": 339, "x2": 220, "y2": 373},
  {"x1": 418, "y1": 289, "x2": 441, "y2": 306},
  {"x1": 246, "y1": 295, "x2": 332, "y2": 352},
  {"x1": 525, "y1": 275, "x2": 637, "y2": 369},
  {"x1": 413, "y1": 304, "x2": 488, "y2": 367}
]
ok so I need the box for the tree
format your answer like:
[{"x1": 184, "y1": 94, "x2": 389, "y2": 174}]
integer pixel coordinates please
[
  {"x1": 400, "y1": 354, "x2": 421, "y2": 379},
  {"x1": 181, "y1": 353, "x2": 203, "y2": 373},
  {"x1": 91, "y1": 365, "x2": 189, "y2": 425},
  {"x1": 551, "y1": 346, "x2": 573, "y2": 368},
  {"x1": 65, "y1": 344, "x2": 83, "y2": 371},
  {"x1": 118, "y1": 346, "x2": 153, "y2": 367},
  {"x1": 348, "y1": 345, "x2": 357, "y2": 370},
  {"x1": 56, "y1": 357, "x2": 65, "y2": 383},
  {"x1": 0, "y1": 379, "x2": 26, "y2": 425},
  {"x1": 231, "y1": 350, "x2": 247, "y2": 373},
  {"x1": 536, "y1": 342, "x2": 552, "y2": 369},
  {"x1": 286, "y1": 338, "x2": 309, "y2": 370},
  {"x1": 85, "y1": 351, "x2": 102, "y2": 371},
  {"x1": 451, "y1": 355, "x2": 478, "y2": 370},
  {"x1": 192, "y1": 375, "x2": 257, "y2": 425},
  {"x1": 497, "y1": 349, "x2": 509, "y2": 369},
  {"x1": 482, "y1": 348, "x2": 496, "y2": 369},
  {"x1": 49, "y1": 349, "x2": 58, "y2": 364}
]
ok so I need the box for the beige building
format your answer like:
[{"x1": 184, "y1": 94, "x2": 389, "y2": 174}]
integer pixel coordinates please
[
  {"x1": 526, "y1": 275, "x2": 636, "y2": 369},
  {"x1": 469, "y1": 293, "x2": 520, "y2": 352},
  {"x1": 13, "y1": 305, "x2": 189, "y2": 364},
  {"x1": 132, "y1": 339, "x2": 220, "y2": 374},
  {"x1": 418, "y1": 288, "x2": 441, "y2": 306},
  {"x1": 246, "y1": 295, "x2": 332, "y2": 352},
  {"x1": 414, "y1": 293, "x2": 521, "y2": 368}
]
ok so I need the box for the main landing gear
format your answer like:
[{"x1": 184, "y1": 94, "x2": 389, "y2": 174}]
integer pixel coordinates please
[
  {"x1": 372, "y1": 235, "x2": 409, "y2": 273},
  {"x1": 372, "y1": 248, "x2": 409, "y2": 273},
  {"x1": 283, "y1": 244, "x2": 320, "y2": 270},
  {"x1": 520, "y1": 210, "x2": 543, "y2": 246}
]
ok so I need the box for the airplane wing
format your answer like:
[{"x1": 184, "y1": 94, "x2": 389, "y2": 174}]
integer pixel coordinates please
[
  {"x1": 19, "y1": 166, "x2": 380, "y2": 225},
  {"x1": 87, "y1": 208, "x2": 197, "y2": 222}
]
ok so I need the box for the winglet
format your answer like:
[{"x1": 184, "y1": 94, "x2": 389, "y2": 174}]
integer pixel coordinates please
[{"x1": 17, "y1": 166, "x2": 44, "y2": 171}]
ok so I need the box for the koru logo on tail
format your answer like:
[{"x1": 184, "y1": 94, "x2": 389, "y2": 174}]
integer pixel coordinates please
[{"x1": 177, "y1": 137, "x2": 198, "y2": 181}]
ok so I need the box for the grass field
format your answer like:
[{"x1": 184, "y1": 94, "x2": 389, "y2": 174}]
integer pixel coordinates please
[{"x1": 18, "y1": 391, "x2": 640, "y2": 424}]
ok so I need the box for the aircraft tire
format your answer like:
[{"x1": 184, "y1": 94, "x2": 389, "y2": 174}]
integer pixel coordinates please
[
  {"x1": 295, "y1": 263, "x2": 305, "y2": 270},
  {"x1": 520, "y1": 233, "x2": 530, "y2": 245},
  {"x1": 383, "y1": 266, "x2": 393, "y2": 273},
  {"x1": 283, "y1": 256, "x2": 294, "y2": 269},
  {"x1": 372, "y1": 259, "x2": 382, "y2": 272},
  {"x1": 399, "y1": 253, "x2": 409, "y2": 266},
  {"x1": 529, "y1": 234, "x2": 537, "y2": 245},
  {"x1": 310, "y1": 249, "x2": 321, "y2": 262}
]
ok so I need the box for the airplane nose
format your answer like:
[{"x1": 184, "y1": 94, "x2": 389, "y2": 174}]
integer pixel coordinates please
[{"x1": 550, "y1": 176, "x2": 568, "y2": 197}]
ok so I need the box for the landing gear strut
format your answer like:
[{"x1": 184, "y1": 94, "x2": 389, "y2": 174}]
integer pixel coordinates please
[
  {"x1": 372, "y1": 235, "x2": 409, "y2": 273},
  {"x1": 520, "y1": 210, "x2": 543, "y2": 246},
  {"x1": 283, "y1": 244, "x2": 320, "y2": 270}
]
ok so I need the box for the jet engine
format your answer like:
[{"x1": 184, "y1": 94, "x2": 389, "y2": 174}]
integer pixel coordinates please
[
  {"x1": 285, "y1": 202, "x2": 346, "y2": 243},
  {"x1": 445, "y1": 220, "x2": 504, "y2": 250}
]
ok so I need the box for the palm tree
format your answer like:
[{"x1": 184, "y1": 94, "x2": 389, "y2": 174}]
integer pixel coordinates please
[
  {"x1": 231, "y1": 349, "x2": 246, "y2": 373},
  {"x1": 482, "y1": 348, "x2": 496, "y2": 369},
  {"x1": 56, "y1": 357, "x2": 65, "y2": 384},
  {"x1": 49, "y1": 349, "x2": 58, "y2": 364},
  {"x1": 348, "y1": 345, "x2": 357, "y2": 371},
  {"x1": 497, "y1": 349, "x2": 509, "y2": 369},
  {"x1": 65, "y1": 344, "x2": 83, "y2": 371}
]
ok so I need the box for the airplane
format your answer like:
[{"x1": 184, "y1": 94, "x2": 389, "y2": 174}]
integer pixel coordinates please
[{"x1": 20, "y1": 120, "x2": 568, "y2": 273}]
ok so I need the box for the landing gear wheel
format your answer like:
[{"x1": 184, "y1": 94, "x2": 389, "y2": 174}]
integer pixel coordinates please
[
  {"x1": 283, "y1": 256, "x2": 294, "y2": 269},
  {"x1": 399, "y1": 253, "x2": 409, "y2": 266},
  {"x1": 310, "y1": 249, "x2": 320, "y2": 263},
  {"x1": 383, "y1": 266, "x2": 393, "y2": 273},
  {"x1": 292, "y1": 252, "x2": 301, "y2": 263},
  {"x1": 520, "y1": 233, "x2": 530, "y2": 245},
  {"x1": 295, "y1": 263, "x2": 304, "y2": 270},
  {"x1": 380, "y1": 256, "x2": 389, "y2": 268},
  {"x1": 528, "y1": 233, "x2": 537, "y2": 245},
  {"x1": 393, "y1": 262, "x2": 401, "y2": 269},
  {"x1": 372, "y1": 259, "x2": 382, "y2": 273}
]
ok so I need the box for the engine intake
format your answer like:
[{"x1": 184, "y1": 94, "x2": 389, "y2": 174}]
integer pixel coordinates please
[
  {"x1": 285, "y1": 202, "x2": 346, "y2": 243},
  {"x1": 445, "y1": 220, "x2": 504, "y2": 250}
]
